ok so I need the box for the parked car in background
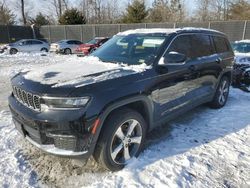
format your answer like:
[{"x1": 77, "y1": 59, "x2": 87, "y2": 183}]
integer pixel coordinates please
[
  {"x1": 50, "y1": 40, "x2": 83, "y2": 54},
  {"x1": 6, "y1": 39, "x2": 49, "y2": 54},
  {"x1": 9, "y1": 28, "x2": 234, "y2": 171},
  {"x1": 0, "y1": 44, "x2": 8, "y2": 53},
  {"x1": 76, "y1": 37, "x2": 110, "y2": 55},
  {"x1": 231, "y1": 40, "x2": 250, "y2": 64},
  {"x1": 231, "y1": 40, "x2": 250, "y2": 92}
]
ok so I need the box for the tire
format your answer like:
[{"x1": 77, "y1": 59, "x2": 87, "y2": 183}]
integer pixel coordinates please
[
  {"x1": 41, "y1": 48, "x2": 48, "y2": 52},
  {"x1": 64, "y1": 48, "x2": 71, "y2": 55},
  {"x1": 93, "y1": 108, "x2": 147, "y2": 171},
  {"x1": 10, "y1": 48, "x2": 18, "y2": 55},
  {"x1": 209, "y1": 76, "x2": 230, "y2": 109}
]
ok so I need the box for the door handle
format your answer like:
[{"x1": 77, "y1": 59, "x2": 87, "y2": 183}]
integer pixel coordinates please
[
  {"x1": 216, "y1": 58, "x2": 222, "y2": 64},
  {"x1": 188, "y1": 65, "x2": 198, "y2": 71}
]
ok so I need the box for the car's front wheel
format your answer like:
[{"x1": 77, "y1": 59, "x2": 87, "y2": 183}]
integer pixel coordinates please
[
  {"x1": 10, "y1": 48, "x2": 18, "y2": 55},
  {"x1": 209, "y1": 76, "x2": 230, "y2": 108},
  {"x1": 94, "y1": 108, "x2": 147, "y2": 171},
  {"x1": 64, "y1": 48, "x2": 71, "y2": 55}
]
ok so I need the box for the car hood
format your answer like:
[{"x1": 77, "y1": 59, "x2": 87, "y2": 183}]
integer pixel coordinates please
[
  {"x1": 234, "y1": 52, "x2": 250, "y2": 64},
  {"x1": 15, "y1": 56, "x2": 149, "y2": 95}
]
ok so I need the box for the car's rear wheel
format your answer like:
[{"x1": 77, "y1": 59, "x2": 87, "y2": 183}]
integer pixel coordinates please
[
  {"x1": 10, "y1": 48, "x2": 18, "y2": 55},
  {"x1": 41, "y1": 48, "x2": 48, "y2": 52},
  {"x1": 209, "y1": 76, "x2": 230, "y2": 109},
  {"x1": 64, "y1": 48, "x2": 71, "y2": 55},
  {"x1": 94, "y1": 108, "x2": 146, "y2": 171}
]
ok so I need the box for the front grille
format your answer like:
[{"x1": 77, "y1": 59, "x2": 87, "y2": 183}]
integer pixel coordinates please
[{"x1": 12, "y1": 86, "x2": 41, "y2": 111}]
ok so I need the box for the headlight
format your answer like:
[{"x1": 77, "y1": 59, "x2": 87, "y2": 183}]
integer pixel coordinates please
[{"x1": 41, "y1": 96, "x2": 90, "y2": 110}]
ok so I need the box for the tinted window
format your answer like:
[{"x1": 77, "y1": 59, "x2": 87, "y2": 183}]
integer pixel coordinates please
[
  {"x1": 167, "y1": 35, "x2": 193, "y2": 59},
  {"x1": 87, "y1": 39, "x2": 97, "y2": 44},
  {"x1": 213, "y1": 36, "x2": 229, "y2": 53},
  {"x1": 74, "y1": 40, "x2": 82, "y2": 45},
  {"x1": 26, "y1": 40, "x2": 33, "y2": 45},
  {"x1": 32, "y1": 40, "x2": 43, "y2": 45},
  {"x1": 67, "y1": 40, "x2": 74, "y2": 44},
  {"x1": 191, "y1": 34, "x2": 214, "y2": 57},
  {"x1": 167, "y1": 34, "x2": 214, "y2": 60}
]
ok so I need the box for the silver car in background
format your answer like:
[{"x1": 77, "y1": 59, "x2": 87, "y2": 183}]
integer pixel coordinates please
[
  {"x1": 7, "y1": 39, "x2": 50, "y2": 54},
  {"x1": 50, "y1": 40, "x2": 83, "y2": 54}
]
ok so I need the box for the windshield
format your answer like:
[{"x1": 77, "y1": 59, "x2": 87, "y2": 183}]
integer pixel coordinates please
[
  {"x1": 87, "y1": 39, "x2": 97, "y2": 44},
  {"x1": 91, "y1": 34, "x2": 167, "y2": 65},
  {"x1": 232, "y1": 42, "x2": 250, "y2": 53}
]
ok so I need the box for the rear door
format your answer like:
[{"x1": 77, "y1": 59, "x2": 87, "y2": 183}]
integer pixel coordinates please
[
  {"x1": 31, "y1": 40, "x2": 43, "y2": 51},
  {"x1": 212, "y1": 36, "x2": 234, "y2": 76},
  {"x1": 186, "y1": 33, "x2": 221, "y2": 98},
  {"x1": 21, "y1": 40, "x2": 33, "y2": 52}
]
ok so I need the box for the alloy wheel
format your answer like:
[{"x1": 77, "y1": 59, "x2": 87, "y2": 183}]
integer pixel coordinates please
[
  {"x1": 110, "y1": 119, "x2": 142, "y2": 165},
  {"x1": 218, "y1": 79, "x2": 229, "y2": 105}
]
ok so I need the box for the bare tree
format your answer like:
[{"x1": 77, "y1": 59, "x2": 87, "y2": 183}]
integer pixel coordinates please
[
  {"x1": 194, "y1": 0, "x2": 232, "y2": 21},
  {"x1": 14, "y1": 0, "x2": 33, "y2": 25},
  {"x1": 21, "y1": 0, "x2": 27, "y2": 24},
  {"x1": 195, "y1": 0, "x2": 211, "y2": 21},
  {"x1": 49, "y1": 0, "x2": 69, "y2": 19}
]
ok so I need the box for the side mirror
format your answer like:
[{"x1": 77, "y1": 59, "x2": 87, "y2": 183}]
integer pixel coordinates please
[{"x1": 160, "y1": 51, "x2": 187, "y2": 65}]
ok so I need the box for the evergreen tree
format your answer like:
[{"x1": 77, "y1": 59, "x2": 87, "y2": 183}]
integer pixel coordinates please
[
  {"x1": 122, "y1": 0, "x2": 148, "y2": 23},
  {"x1": 29, "y1": 13, "x2": 50, "y2": 26},
  {"x1": 0, "y1": 3, "x2": 15, "y2": 25},
  {"x1": 59, "y1": 8, "x2": 86, "y2": 25}
]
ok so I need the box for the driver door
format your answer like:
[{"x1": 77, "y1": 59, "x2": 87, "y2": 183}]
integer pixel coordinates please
[{"x1": 155, "y1": 34, "x2": 202, "y2": 119}]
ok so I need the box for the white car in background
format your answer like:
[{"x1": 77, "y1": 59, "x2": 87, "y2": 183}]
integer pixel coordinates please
[
  {"x1": 7, "y1": 39, "x2": 50, "y2": 55},
  {"x1": 232, "y1": 40, "x2": 250, "y2": 64},
  {"x1": 50, "y1": 40, "x2": 83, "y2": 54}
]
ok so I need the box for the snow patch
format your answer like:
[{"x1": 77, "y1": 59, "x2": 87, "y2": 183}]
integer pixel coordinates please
[{"x1": 23, "y1": 56, "x2": 148, "y2": 87}]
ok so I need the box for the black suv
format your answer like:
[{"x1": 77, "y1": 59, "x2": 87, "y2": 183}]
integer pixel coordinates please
[{"x1": 9, "y1": 28, "x2": 234, "y2": 171}]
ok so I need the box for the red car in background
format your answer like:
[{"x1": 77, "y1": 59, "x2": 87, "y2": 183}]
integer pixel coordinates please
[{"x1": 76, "y1": 37, "x2": 110, "y2": 55}]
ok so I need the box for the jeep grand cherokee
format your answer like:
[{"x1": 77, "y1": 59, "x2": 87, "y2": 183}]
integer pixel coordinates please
[{"x1": 9, "y1": 28, "x2": 234, "y2": 171}]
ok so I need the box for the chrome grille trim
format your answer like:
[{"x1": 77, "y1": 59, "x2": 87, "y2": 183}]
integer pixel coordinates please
[{"x1": 12, "y1": 86, "x2": 41, "y2": 111}]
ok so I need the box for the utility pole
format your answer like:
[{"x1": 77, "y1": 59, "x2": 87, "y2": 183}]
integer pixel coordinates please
[
  {"x1": 223, "y1": 0, "x2": 228, "y2": 21},
  {"x1": 21, "y1": 0, "x2": 27, "y2": 25}
]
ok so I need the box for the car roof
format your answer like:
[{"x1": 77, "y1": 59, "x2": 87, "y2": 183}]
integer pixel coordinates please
[
  {"x1": 234, "y1": 40, "x2": 250, "y2": 44},
  {"x1": 17, "y1": 39, "x2": 44, "y2": 42},
  {"x1": 117, "y1": 27, "x2": 225, "y2": 36}
]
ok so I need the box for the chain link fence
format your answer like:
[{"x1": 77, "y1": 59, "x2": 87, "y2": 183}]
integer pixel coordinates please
[{"x1": 0, "y1": 21, "x2": 249, "y2": 44}]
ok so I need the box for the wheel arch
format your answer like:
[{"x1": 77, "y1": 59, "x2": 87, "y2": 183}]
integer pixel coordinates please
[
  {"x1": 93, "y1": 95, "x2": 154, "y2": 144},
  {"x1": 222, "y1": 71, "x2": 232, "y2": 83}
]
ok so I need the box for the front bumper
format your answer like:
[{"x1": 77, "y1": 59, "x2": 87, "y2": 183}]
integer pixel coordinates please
[
  {"x1": 26, "y1": 136, "x2": 88, "y2": 156},
  {"x1": 9, "y1": 94, "x2": 98, "y2": 158}
]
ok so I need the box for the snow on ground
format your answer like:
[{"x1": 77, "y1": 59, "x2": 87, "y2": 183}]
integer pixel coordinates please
[{"x1": 0, "y1": 53, "x2": 249, "y2": 188}]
